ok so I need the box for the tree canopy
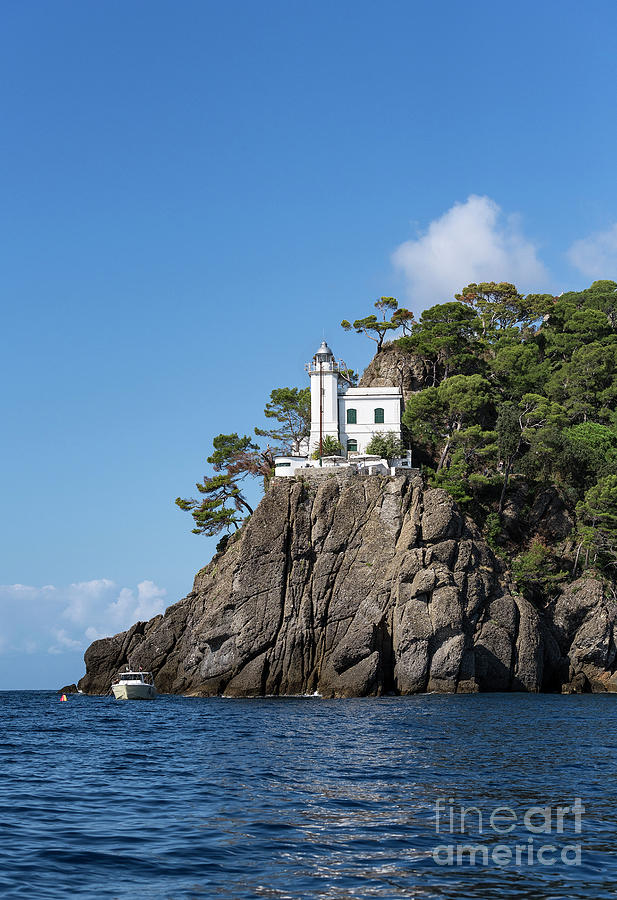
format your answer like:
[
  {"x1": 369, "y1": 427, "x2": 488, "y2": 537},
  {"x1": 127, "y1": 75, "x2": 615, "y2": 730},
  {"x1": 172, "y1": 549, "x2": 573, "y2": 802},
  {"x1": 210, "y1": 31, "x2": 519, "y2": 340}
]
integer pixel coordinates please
[
  {"x1": 341, "y1": 297, "x2": 414, "y2": 351},
  {"x1": 311, "y1": 435, "x2": 343, "y2": 459},
  {"x1": 175, "y1": 433, "x2": 257, "y2": 536},
  {"x1": 395, "y1": 279, "x2": 617, "y2": 579},
  {"x1": 255, "y1": 386, "x2": 310, "y2": 454},
  {"x1": 365, "y1": 431, "x2": 405, "y2": 459}
]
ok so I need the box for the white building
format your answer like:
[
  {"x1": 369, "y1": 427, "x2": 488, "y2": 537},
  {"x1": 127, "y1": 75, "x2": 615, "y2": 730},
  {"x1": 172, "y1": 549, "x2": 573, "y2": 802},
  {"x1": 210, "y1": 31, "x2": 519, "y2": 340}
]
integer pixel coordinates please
[
  {"x1": 274, "y1": 340, "x2": 404, "y2": 477},
  {"x1": 307, "y1": 341, "x2": 402, "y2": 455}
]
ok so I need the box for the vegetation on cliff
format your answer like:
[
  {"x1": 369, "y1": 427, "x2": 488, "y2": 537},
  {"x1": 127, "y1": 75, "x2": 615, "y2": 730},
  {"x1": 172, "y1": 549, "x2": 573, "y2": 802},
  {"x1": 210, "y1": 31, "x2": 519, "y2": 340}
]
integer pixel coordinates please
[
  {"x1": 374, "y1": 280, "x2": 617, "y2": 592},
  {"x1": 341, "y1": 296, "x2": 415, "y2": 349},
  {"x1": 175, "y1": 388, "x2": 311, "y2": 536}
]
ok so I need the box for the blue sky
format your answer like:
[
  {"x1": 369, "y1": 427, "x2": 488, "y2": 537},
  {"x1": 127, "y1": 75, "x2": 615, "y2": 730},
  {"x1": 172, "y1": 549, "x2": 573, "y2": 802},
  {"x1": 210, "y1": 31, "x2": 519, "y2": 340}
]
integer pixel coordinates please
[{"x1": 2, "y1": 0, "x2": 617, "y2": 689}]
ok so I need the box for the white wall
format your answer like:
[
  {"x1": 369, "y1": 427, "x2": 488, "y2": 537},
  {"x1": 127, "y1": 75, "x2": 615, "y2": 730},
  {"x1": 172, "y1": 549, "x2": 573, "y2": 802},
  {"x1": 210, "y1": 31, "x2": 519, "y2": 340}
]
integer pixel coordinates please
[
  {"x1": 274, "y1": 456, "x2": 311, "y2": 477},
  {"x1": 338, "y1": 387, "x2": 402, "y2": 454},
  {"x1": 306, "y1": 356, "x2": 403, "y2": 456},
  {"x1": 308, "y1": 363, "x2": 340, "y2": 452}
]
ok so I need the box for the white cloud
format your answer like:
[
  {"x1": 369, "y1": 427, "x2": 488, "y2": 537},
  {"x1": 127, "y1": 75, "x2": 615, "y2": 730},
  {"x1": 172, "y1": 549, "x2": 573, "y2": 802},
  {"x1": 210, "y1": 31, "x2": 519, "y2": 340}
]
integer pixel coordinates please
[
  {"x1": 48, "y1": 628, "x2": 82, "y2": 655},
  {"x1": 105, "y1": 581, "x2": 167, "y2": 632},
  {"x1": 0, "y1": 578, "x2": 167, "y2": 659},
  {"x1": 60, "y1": 578, "x2": 166, "y2": 637},
  {"x1": 392, "y1": 195, "x2": 550, "y2": 311},
  {"x1": 62, "y1": 578, "x2": 115, "y2": 625},
  {"x1": 567, "y1": 223, "x2": 617, "y2": 279}
]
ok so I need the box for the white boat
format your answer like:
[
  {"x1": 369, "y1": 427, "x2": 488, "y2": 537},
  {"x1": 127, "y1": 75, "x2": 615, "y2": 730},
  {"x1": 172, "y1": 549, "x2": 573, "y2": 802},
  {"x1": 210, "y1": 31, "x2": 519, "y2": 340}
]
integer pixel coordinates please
[{"x1": 111, "y1": 669, "x2": 157, "y2": 700}]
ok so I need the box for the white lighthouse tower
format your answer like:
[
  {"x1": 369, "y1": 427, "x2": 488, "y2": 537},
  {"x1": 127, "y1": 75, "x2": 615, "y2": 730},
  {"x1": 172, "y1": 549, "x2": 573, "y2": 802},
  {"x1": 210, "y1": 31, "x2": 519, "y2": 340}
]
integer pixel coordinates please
[
  {"x1": 273, "y1": 338, "x2": 405, "y2": 477},
  {"x1": 307, "y1": 340, "x2": 341, "y2": 455}
]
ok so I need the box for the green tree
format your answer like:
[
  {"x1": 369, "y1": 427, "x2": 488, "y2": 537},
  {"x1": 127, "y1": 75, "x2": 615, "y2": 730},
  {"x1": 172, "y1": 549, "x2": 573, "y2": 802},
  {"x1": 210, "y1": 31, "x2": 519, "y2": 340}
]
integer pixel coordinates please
[
  {"x1": 434, "y1": 374, "x2": 492, "y2": 470},
  {"x1": 524, "y1": 293, "x2": 558, "y2": 323},
  {"x1": 496, "y1": 402, "x2": 523, "y2": 515},
  {"x1": 175, "y1": 472, "x2": 253, "y2": 536},
  {"x1": 453, "y1": 423, "x2": 497, "y2": 469},
  {"x1": 490, "y1": 339, "x2": 548, "y2": 399},
  {"x1": 548, "y1": 341, "x2": 617, "y2": 423},
  {"x1": 206, "y1": 433, "x2": 257, "y2": 471},
  {"x1": 339, "y1": 368, "x2": 359, "y2": 386},
  {"x1": 399, "y1": 301, "x2": 479, "y2": 385},
  {"x1": 391, "y1": 305, "x2": 416, "y2": 336},
  {"x1": 176, "y1": 433, "x2": 269, "y2": 536},
  {"x1": 342, "y1": 297, "x2": 414, "y2": 351},
  {"x1": 495, "y1": 394, "x2": 567, "y2": 512},
  {"x1": 311, "y1": 435, "x2": 343, "y2": 459},
  {"x1": 365, "y1": 431, "x2": 405, "y2": 459},
  {"x1": 575, "y1": 475, "x2": 617, "y2": 573},
  {"x1": 455, "y1": 282, "x2": 526, "y2": 338},
  {"x1": 517, "y1": 395, "x2": 569, "y2": 483},
  {"x1": 562, "y1": 422, "x2": 617, "y2": 489},
  {"x1": 255, "y1": 386, "x2": 310, "y2": 454},
  {"x1": 430, "y1": 449, "x2": 472, "y2": 505},
  {"x1": 544, "y1": 305, "x2": 612, "y2": 362},
  {"x1": 583, "y1": 280, "x2": 617, "y2": 326},
  {"x1": 207, "y1": 432, "x2": 279, "y2": 484},
  {"x1": 403, "y1": 374, "x2": 492, "y2": 470},
  {"x1": 401, "y1": 385, "x2": 442, "y2": 447},
  {"x1": 512, "y1": 539, "x2": 567, "y2": 601}
]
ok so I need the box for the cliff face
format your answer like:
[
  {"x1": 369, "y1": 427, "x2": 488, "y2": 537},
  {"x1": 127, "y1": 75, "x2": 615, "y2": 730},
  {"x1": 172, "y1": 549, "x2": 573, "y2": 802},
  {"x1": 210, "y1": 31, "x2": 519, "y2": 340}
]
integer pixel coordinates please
[
  {"x1": 78, "y1": 473, "x2": 617, "y2": 697},
  {"x1": 359, "y1": 342, "x2": 430, "y2": 405}
]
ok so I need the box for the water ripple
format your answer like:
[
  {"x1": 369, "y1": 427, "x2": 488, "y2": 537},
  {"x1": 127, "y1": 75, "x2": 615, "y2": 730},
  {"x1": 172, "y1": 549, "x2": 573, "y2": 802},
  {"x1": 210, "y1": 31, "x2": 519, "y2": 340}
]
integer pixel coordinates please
[{"x1": 0, "y1": 692, "x2": 616, "y2": 898}]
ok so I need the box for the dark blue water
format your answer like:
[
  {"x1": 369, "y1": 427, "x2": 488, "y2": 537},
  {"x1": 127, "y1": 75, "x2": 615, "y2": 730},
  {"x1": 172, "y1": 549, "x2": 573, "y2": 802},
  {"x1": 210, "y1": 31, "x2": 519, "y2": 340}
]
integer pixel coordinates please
[{"x1": 1, "y1": 692, "x2": 616, "y2": 899}]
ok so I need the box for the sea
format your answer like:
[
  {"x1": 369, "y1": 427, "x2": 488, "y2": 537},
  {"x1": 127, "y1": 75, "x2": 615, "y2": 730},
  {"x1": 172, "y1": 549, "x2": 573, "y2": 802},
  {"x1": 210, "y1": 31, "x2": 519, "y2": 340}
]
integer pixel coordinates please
[{"x1": 1, "y1": 691, "x2": 616, "y2": 900}]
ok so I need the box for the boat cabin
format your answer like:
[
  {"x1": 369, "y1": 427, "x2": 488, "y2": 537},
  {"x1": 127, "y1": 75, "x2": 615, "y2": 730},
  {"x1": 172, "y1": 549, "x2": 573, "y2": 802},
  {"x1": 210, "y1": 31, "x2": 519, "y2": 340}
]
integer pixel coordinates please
[{"x1": 112, "y1": 671, "x2": 154, "y2": 685}]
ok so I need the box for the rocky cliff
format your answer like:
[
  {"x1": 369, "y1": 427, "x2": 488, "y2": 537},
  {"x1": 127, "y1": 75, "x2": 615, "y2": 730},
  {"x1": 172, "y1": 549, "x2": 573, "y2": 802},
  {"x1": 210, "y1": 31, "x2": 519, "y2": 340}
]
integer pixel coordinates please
[
  {"x1": 78, "y1": 472, "x2": 617, "y2": 697},
  {"x1": 358, "y1": 342, "x2": 430, "y2": 405}
]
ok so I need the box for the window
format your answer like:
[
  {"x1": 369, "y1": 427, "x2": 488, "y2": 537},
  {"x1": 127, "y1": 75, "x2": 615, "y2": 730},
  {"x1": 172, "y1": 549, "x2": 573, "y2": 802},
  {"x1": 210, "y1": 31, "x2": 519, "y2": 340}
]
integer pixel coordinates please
[
  {"x1": 276, "y1": 462, "x2": 291, "y2": 468},
  {"x1": 346, "y1": 408, "x2": 357, "y2": 424},
  {"x1": 374, "y1": 408, "x2": 384, "y2": 424},
  {"x1": 347, "y1": 439, "x2": 358, "y2": 452}
]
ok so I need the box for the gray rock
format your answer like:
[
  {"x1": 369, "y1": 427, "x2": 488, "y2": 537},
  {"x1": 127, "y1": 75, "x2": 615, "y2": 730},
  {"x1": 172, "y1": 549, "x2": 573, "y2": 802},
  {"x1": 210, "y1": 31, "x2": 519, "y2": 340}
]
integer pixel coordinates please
[
  {"x1": 529, "y1": 488, "x2": 575, "y2": 543},
  {"x1": 547, "y1": 578, "x2": 617, "y2": 691},
  {"x1": 421, "y1": 490, "x2": 463, "y2": 543},
  {"x1": 78, "y1": 474, "x2": 617, "y2": 697},
  {"x1": 359, "y1": 342, "x2": 431, "y2": 405}
]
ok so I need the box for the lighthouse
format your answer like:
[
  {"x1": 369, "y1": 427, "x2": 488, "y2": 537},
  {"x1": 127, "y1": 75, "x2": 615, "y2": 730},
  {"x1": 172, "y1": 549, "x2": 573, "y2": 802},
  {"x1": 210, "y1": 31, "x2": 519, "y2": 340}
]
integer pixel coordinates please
[
  {"x1": 307, "y1": 341, "x2": 341, "y2": 455},
  {"x1": 306, "y1": 339, "x2": 403, "y2": 457},
  {"x1": 273, "y1": 339, "x2": 404, "y2": 476}
]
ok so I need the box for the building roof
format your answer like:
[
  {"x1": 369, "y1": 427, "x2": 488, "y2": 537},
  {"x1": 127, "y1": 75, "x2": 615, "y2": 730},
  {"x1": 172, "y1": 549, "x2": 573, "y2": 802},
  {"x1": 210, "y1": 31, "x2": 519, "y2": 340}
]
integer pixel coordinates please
[
  {"x1": 314, "y1": 340, "x2": 333, "y2": 358},
  {"x1": 340, "y1": 386, "x2": 402, "y2": 398}
]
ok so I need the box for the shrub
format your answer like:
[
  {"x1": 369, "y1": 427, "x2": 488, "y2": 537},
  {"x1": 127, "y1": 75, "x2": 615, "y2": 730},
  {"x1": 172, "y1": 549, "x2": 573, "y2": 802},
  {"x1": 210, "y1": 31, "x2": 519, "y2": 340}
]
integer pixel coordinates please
[
  {"x1": 429, "y1": 450, "x2": 472, "y2": 505},
  {"x1": 365, "y1": 431, "x2": 405, "y2": 459},
  {"x1": 311, "y1": 435, "x2": 343, "y2": 459},
  {"x1": 484, "y1": 512, "x2": 502, "y2": 551},
  {"x1": 512, "y1": 538, "x2": 567, "y2": 601}
]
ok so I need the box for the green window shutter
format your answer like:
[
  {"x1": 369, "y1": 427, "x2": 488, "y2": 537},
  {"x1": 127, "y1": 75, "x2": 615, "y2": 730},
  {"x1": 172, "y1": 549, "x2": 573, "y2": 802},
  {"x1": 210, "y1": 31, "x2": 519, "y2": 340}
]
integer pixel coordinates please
[
  {"x1": 374, "y1": 407, "x2": 384, "y2": 424},
  {"x1": 347, "y1": 439, "x2": 358, "y2": 452},
  {"x1": 346, "y1": 408, "x2": 357, "y2": 424}
]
